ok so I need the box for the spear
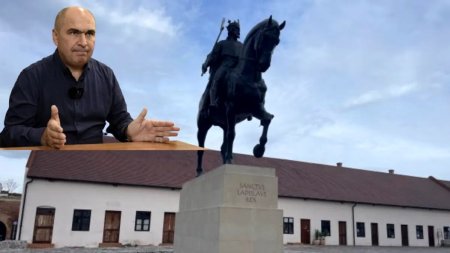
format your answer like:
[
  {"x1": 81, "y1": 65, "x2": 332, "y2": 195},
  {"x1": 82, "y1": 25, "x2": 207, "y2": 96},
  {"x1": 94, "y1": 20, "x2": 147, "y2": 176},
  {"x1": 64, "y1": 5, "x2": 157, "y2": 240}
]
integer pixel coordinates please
[
  {"x1": 201, "y1": 18, "x2": 226, "y2": 76},
  {"x1": 214, "y1": 17, "x2": 226, "y2": 46}
]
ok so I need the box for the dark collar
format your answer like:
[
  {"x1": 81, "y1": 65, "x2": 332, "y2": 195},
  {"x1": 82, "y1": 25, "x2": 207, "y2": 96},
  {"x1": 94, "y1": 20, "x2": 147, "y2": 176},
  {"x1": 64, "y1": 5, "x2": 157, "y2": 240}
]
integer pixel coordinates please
[{"x1": 52, "y1": 49, "x2": 92, "y2": 79}]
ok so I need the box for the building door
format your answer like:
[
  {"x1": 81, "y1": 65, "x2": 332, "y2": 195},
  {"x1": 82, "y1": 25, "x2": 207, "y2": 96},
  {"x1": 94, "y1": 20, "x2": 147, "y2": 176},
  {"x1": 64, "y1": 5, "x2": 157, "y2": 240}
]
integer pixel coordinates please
[
  {"x1": 371, "y1": 223, "x2": 379, "y2": 246},
  {"x1": 0, "y1": 222, "x2": 6, "y2": 241},
  {"x1": 162, "y1": 212, "x2": 176, "y2": 244},
  {"x1": 401, "y1": 224, "x2": 409, "y2": 246},
  {"x1": 32, "y1": 207, "x2": 55, "y2": 243},
  {"x1": 103, "y1": 211, "x2": 121, "y2": 243},
  {"x1": 338, "y1": 221, "x2": 347, "y2": 245},
  {"x1": 300, "y1": 219, "x2": 310, "y2": 244},
  {"x1": 428, "y1": 226, "x2": 435, "y2": 247}
]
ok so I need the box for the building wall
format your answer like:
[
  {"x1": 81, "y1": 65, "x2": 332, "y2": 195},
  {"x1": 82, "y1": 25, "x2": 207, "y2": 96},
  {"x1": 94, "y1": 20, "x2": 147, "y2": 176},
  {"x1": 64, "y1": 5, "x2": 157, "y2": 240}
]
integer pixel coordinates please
[
  {"x1": 0, "y1": 197, "x2": 20, "y2": 240},
  {"x1": 280, "y1": 198, "x2": 353, "y2": 245},
  {"x1": 354, "y1": 204, "x2": 449, "y2": 247},
  {"x1": 279, "y1": 198, "x2": 450, "y2": 247},
  {"x1": 19, "y1": 179, "x2": 450, "y2": 248},
  {"x1": 19, "y1": 180, "x2": 179, "y2": 248}
]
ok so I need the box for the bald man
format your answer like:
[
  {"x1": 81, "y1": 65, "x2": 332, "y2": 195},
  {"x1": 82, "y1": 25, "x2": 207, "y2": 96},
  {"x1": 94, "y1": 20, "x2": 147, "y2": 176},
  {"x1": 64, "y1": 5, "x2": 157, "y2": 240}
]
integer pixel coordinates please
[{"x1": 1, "y1": 7, "x2": 179, "y2": 148}]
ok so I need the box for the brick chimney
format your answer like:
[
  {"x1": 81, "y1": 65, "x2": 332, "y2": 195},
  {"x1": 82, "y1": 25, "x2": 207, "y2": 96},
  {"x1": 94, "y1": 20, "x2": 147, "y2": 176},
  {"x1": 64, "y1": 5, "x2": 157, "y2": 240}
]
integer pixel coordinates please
[
  {"x1": 336, "y1": 162, "x2": 343, "y2": 167},
  {"x1": 388, "y1": 169, "x2": 394, "y2": 174}
]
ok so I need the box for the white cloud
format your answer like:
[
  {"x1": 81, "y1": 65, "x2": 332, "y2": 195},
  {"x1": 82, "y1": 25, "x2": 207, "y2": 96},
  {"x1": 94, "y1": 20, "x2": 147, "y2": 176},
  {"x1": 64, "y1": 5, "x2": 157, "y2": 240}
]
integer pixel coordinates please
[
  {"x1": 67, "y1": 0, "x2": 180, "y2": 37},
  {"x1": 313, "y1": 120, "x2": 450, "y2": 161},
  {"x1": 103, "y1": 7, "x2": 179, "y2": 37},
  {"x1": 344, "y1": 82, "x2": 419, "y2": 108}
]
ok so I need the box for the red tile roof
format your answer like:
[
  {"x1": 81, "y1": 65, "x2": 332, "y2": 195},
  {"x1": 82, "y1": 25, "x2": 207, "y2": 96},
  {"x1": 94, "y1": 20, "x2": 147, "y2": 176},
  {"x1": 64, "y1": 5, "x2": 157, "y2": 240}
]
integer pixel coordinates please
[
  {"x1": 429, "y1": 176, "x2": 450, "y2": 192},
  {"x1": 441, "y1": 180, "x2": 450, "y2": 189},
  {"x1": 26, "y1": 150, "x2": 450, "y2": 210},
  {"x1": 443, "y1": 181, "x2": 450, "y2": 189}
]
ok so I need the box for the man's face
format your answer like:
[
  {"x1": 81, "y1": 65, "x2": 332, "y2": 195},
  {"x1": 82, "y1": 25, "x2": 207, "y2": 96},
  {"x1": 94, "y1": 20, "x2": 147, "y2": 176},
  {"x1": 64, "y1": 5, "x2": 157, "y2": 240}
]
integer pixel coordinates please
[{"x1": 52, "y1": 8, "x2": 96, "y2": 71}]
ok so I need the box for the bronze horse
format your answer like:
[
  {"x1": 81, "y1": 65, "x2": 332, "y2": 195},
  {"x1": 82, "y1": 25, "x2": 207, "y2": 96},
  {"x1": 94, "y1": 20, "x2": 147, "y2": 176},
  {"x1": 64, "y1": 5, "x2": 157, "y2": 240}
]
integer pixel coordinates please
[{"x1": 197, "y1": 16, "x2": 286, "y2": 176}]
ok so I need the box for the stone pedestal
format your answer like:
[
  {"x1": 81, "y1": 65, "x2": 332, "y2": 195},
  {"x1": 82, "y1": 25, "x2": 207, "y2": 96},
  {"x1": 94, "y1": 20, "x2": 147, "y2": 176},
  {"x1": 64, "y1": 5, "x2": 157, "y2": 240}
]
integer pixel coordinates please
[{"x1": 174, "y1": 164, "x2": 283, "y2": 253}]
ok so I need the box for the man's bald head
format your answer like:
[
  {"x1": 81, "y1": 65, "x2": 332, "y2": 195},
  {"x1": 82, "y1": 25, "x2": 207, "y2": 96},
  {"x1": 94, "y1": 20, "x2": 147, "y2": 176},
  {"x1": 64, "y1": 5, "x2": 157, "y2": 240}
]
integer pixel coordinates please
[{"x1": 54, "y1": 6, "x2": 95, "y2": 32}]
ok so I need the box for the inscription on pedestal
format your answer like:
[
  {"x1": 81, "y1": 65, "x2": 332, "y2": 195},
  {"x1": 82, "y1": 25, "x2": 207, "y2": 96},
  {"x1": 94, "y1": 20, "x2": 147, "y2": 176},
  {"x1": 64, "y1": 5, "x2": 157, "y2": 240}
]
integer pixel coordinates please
[
  {"x1": 236, "y1": 183, "x2": 267, "y2": 202},
  {"x1": 175, "y1": 165, "x2": 282, "y2": 253}
]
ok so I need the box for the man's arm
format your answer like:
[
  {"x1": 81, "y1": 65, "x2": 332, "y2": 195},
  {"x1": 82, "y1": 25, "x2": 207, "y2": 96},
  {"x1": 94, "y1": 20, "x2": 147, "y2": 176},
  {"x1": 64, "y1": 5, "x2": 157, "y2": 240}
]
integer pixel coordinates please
[
  {"x1": 105, "y1": 72, "x2": 133, "y2": 141},
  {"x1": 1, "y1": 70, "x2": 45, "y2": 147},
  {"x1": 126, "y1": 108, "x2": 179, "y2": 143},
  {"x1": 103, "y1": 75, "x2": 180, "y2": 143}
]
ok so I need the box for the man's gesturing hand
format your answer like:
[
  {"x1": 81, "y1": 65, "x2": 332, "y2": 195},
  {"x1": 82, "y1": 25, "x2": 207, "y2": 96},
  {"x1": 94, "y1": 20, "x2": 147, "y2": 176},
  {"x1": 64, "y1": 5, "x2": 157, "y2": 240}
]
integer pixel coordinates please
[
  {"x1": 127, "y1": 108, "x2": 180, "y2": 143},
  {"x1": 40, "y1": 105, "x2": 66, "y2": 149}
]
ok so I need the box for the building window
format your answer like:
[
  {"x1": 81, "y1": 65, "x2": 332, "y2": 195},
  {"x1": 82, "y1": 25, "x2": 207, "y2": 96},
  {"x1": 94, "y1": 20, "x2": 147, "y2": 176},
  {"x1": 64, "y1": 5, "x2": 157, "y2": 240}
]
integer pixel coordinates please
[
  {"x1": 72, "y1": 209, "x2": 91, "y2": 231},
  {"x1": 135, "y1": 211, "x2": 151, "y2": 231},
  {"x1": 416, "y1": 225, "x2": 423, "y2": 239},
  {"x1": 386, "y1": 224, "x2": 395, "y2": 238},
  {"x1": 444, "y1": 226, "x2": 449, "y2": 240},
  {"x1": 321, "y1": 220, "x2": 331, "y2": 236},
  {"x1": 283, "y1": 217, "x2": 294, "y2": 234},
  {"x1": 356, "y1": 222, "x2": 365, "y2": 237}
]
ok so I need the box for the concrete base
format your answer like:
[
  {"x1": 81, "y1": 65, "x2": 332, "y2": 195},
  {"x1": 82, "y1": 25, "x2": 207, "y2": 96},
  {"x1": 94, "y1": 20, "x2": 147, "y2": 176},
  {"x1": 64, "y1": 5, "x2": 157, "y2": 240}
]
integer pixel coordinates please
[{"x1": 174, "y1": 164, "x2": 283, "y2": 253}]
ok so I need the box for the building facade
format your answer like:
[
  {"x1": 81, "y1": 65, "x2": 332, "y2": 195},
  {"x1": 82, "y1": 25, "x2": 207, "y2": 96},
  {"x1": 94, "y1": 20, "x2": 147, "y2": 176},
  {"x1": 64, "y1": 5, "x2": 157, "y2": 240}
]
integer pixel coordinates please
[
  {"x1": 19, "y1": 180, "x2": 179, "y2": 248},
  {"x1": 281, "y1": 198, "x2": 449, "y2": 247},
  {"x1": 18, "y1": 150, "x2": 450, "y2": 248}
]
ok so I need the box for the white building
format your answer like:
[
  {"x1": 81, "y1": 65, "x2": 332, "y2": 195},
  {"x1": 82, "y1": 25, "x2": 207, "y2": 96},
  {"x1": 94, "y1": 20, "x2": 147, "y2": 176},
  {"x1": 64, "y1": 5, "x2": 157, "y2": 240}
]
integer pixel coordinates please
[{"x1": 18, "y1": 150, "x2": 450, "y2": 248}]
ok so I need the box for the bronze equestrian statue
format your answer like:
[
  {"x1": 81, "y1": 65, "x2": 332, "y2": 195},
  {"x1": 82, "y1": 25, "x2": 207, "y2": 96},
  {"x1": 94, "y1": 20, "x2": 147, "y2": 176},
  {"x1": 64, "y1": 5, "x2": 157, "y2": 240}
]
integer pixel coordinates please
[{"x1": 197, "y1": 16, "x2": 286, "y2": 176}]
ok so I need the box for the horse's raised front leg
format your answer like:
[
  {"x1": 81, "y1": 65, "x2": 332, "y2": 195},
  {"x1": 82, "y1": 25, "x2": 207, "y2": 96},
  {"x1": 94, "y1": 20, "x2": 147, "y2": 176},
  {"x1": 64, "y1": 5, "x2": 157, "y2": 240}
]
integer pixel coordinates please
[{"x1": 253, "y1": 107, "x2": 274, "y2": 158}]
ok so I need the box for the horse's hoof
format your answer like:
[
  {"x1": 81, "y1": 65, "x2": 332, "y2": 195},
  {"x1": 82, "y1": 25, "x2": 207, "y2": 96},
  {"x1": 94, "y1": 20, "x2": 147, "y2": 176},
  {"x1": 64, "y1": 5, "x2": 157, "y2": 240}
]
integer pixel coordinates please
[{"x1": 253, "y1": 144, "x2": 265, "y2": 158}]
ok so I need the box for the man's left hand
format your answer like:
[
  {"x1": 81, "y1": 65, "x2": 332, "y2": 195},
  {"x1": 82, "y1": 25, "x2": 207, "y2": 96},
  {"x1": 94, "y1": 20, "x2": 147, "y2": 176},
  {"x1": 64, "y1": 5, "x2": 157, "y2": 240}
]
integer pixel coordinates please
[{"x1": 127, "y1": 108, "x2": 180, "y2": 143}]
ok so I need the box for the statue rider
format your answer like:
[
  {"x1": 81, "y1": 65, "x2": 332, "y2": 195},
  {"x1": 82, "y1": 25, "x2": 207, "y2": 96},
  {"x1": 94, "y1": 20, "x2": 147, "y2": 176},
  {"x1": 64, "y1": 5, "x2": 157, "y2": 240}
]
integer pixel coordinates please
[{"x1": 202, "y1": 20, "x2": 243, "y2": 110}]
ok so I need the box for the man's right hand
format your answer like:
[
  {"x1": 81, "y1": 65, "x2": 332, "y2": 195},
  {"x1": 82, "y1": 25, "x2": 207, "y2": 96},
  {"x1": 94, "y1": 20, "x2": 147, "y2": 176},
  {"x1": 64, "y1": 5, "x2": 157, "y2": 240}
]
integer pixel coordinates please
[{"x1": 40, "y1": 105, "x2": 66, "y2": 149}]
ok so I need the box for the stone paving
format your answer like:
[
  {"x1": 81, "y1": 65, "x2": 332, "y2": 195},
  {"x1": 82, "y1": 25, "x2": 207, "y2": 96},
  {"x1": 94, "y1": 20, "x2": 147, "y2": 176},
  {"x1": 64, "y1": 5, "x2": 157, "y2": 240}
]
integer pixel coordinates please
[
  {"x1": 284, "y1": 245, "x2": 450, "y2": 253},
  {"x1": 1, "y1": 244, "x2": 450, "y2": 253},
  {"x1": 0, "y1": 245, "x2": 172, "y2": 253}
]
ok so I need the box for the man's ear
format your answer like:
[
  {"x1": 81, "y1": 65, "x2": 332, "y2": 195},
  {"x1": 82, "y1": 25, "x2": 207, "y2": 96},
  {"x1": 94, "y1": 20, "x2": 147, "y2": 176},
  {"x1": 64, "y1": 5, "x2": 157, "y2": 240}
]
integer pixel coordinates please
[{"x1": 52, "y1": 29, "x2": 58, "y2": 46}]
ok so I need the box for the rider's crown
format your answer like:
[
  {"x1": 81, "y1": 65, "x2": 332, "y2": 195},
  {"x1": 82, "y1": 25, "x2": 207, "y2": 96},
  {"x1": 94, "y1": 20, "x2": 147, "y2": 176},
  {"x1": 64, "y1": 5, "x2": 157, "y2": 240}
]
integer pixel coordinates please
[{"x1": 227, "y1": 20, "x2": 240, "y2": 31}]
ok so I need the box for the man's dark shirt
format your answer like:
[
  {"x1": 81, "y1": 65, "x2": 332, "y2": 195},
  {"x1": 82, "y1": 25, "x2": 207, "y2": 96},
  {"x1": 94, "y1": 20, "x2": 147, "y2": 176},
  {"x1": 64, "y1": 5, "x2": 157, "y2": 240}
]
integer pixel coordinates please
[{"x1": 0, "y1": 50, "x2": 133, "y2": 147}]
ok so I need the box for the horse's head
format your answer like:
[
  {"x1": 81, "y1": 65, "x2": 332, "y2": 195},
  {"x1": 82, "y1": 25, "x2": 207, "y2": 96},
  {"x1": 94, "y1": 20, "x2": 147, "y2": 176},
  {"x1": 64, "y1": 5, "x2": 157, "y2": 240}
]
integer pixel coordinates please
[{"x1": 253, "y1": 16, "x2": 286, "y2": 72}]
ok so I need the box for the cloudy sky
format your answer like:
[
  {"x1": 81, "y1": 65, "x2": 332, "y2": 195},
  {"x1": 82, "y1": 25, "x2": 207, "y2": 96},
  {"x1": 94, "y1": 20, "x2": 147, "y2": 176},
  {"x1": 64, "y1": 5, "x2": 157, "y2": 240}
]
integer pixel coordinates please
[{"x1": 1, "y1": 0, "x2": 449, "y2": 192}]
